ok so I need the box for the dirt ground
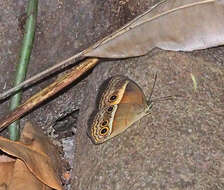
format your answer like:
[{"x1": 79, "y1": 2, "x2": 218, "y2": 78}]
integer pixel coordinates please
[{"x1": 0, "y1": 0, "x2": 224, "y2": 190}]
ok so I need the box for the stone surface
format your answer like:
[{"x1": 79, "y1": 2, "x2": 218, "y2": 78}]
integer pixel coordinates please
[{"x1": 72, "y1": 50, "x2": 224, "y2": 189}]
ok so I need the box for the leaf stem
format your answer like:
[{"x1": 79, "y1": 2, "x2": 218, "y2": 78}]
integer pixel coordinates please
[{"x1": 9, "y1": 0, "x2": 38, "y2": 140}]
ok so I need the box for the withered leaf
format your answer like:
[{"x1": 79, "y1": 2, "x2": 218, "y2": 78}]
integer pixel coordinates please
[
  {"x1": 0, "y1": 154, "x2": 52, "y2": 190},
  {"x1": 0, "y1": 122, "x2": 62, "y2": 190},
  {"x1": 8, "y1": 159, "x2": 52, "y2": 190},
  {"x1": 0, "y1": 155, "x2": 15, "y2": 188},
  {"x1": 85, "y1": 0, "x2": 224, "y2": 58}
]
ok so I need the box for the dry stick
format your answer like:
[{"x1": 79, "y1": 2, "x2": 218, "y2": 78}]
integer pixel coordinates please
[{"x1": 0, "y1": 58, "x2": 99, "y2": 130}]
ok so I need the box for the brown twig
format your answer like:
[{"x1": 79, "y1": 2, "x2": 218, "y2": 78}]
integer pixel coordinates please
[{"x1": 0, "y1": 58, "x2": 99, "y2": 130}]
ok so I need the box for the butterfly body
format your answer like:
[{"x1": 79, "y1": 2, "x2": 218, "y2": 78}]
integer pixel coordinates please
[{"x1": 88, "y1": 76, "x2": 151, "y2": 144}]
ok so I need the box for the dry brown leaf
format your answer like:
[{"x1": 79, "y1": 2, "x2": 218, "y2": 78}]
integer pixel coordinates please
[
  {"x1": 0, "y1": 155, "x2": 15, "y2": 187},
  {"x1": 0, "y1": 184, "x2": 7, "y2": 190},
  {"x1": 0, "y1": 122, "x2": 62, "y2": 190},
  {"x1": 0, "y1": 154, "x2": 52, "y2": 190},
  {"x1": 8, "y1": 159, "x2": 52, "y2": 190},
  {"x1": 85, "y1": 0, "x2": 224, "y2": 58}
]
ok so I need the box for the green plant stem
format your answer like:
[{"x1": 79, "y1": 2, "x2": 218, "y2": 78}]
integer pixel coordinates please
[{"x1": 9, "y1": 0, "x2": 38, "y2": 141}]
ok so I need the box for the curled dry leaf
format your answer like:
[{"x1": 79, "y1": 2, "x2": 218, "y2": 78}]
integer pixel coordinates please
[
  {"x1": 8, "y1": 159, "x2": 52, "y2": 190},
  {"x1": 85, "y1": 0, "x2": 224, "y2": 58},
  {"x1": 0, "y1": 122, "x2": 62, "y2": 190},
  {"x1": 0, "y1": 155, "x2": 15, "y2": 188},
  {"x1": 0, "y1": 154, "x2": 52, "y2": 190}
]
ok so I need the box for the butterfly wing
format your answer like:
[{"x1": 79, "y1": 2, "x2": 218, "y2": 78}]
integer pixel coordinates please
[
  {"x1": 98, "y1": 75, "x2": 148, "y2": 108},
  {"x1": 98, "y1": 76, "x2": 129, "y2": 109},
  {"x1": 87, "y1": 105, "x2": 118, "y2": 144},
  {"x1": 110, "y1": 103, "x2": 149, "y2": 139},
  {"x1": 88, "y1": 103, "x2": 150, "y2": 144},
  {"x1": 89, "y1": 75, "x2": 150, "y2": 144},
  {"x1": 120, "y1": 79, "x2": 148, "y2": 105}
]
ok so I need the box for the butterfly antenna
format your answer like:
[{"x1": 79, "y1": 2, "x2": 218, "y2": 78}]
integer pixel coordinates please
[
  {"x1": 147, "y1": 73, "x2": 157, "y2": 105},
  {"x1": 152, "y1": 95, "x2": 173, "y2": 102}
]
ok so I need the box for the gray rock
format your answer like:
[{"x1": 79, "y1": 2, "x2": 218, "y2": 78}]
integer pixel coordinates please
[{"x1": 72, "y1": 50, "x2": 224, "y2": 189}]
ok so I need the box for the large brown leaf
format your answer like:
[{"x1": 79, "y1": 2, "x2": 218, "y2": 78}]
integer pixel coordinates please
[
  {"x1": 85, "y1": 0, "x2": 224, "y2": 58},
  {"x1": 0, "y1": 155, "x2": 52, "y2": 190},
  {"x1": 0, "y1": 122, "x2": 62, "y2": 190},
  {"x1": 0, "y1": 155, "x2": 15, "y2": 188},
  {"x1": 7, "y1": 159, "x2": 52, "y2": 190}
]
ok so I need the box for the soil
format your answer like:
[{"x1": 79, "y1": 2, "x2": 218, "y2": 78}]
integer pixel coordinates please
[{"x1": 0, "y1": 0, "x2": 224, "y2": 190}]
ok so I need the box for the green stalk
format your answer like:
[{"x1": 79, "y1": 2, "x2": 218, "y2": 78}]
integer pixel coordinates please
[{"x1": 9, "y1": 0, "x2": 38, "y2": 140}]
